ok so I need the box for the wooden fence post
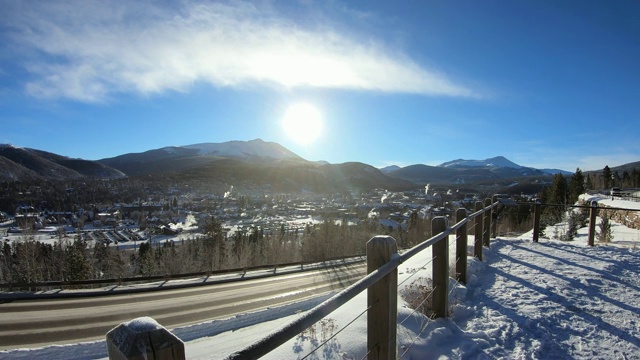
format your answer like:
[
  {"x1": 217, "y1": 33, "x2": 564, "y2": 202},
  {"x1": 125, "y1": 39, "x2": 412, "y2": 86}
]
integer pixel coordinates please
[
  {"x1": 432, "y1": 217, "x2": 448, "y2": 318},
  {"x1": 367, "y1": 235, "x2": 398, "y2": 360},
  {"x1": 474, "y1": 201, "x2": 483, "y2": 261},
  {"x1": 532, "y1": 201, "x2": 541, "y2": 243},
  {"x1": 483, "y1": 198, "x2": 491, "y2": 247},
  {"x1": 106, "y1": 317, "x2": 185, "y2": 360},
  {"x1": 455, "y1": 208, "x2": 468, "y2": 284},
  {"x1": 587, "y1": 202, "x2": 597, "y2": 246}
]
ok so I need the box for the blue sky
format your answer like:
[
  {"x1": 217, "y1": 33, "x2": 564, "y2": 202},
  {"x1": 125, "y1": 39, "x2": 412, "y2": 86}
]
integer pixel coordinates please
[{"x1": 1, "y1": 0, "x2": 639, "y2": 172}]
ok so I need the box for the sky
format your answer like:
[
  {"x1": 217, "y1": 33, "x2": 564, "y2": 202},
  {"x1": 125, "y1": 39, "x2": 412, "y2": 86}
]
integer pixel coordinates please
[{"x1": 1, "y1": 0, "x2": 639, "y2": 172}]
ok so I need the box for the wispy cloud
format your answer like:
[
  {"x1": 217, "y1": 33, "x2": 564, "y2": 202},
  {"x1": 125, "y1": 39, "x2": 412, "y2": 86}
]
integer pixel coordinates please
[{"x1": 2, "y1": 0, "x2": 479, "y2": 102}]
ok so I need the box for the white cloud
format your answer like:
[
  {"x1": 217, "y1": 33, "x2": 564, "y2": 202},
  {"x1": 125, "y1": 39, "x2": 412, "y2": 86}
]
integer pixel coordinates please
[{"x1": 3, "y1": 0, "x2": 479, "y2": 102}]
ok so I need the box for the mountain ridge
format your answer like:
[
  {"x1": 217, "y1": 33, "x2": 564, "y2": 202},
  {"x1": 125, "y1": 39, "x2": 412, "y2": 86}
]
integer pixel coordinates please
[
  {"x1": 181, "y1": 139, "x2": 302, "y2": 160},
  {"x1": 1, "y1": 140, "x2": 623, "y2": 190},
  {"x1": 0, "y1": 145, "x2": 125, "y2": 182},
  {"x1": 383, "y1": 156, "x2": 573, "y2": 185},
  {"x1": 439, "y1": 156, "x2": 522, "y2": 169}
]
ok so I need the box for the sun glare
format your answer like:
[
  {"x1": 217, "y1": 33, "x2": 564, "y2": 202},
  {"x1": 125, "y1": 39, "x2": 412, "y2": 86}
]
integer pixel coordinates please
[{"x1": 281, "y1": 103, "x2": 324, "y2": 145}]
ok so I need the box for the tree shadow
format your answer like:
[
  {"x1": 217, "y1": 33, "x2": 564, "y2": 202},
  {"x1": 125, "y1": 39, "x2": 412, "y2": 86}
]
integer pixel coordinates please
[
  {"x1": 486, "y1": 241, "x2": 640, "y2": 352},
  {"x1": 509, "y1": 242, "x2": 640, "y2": 294}
]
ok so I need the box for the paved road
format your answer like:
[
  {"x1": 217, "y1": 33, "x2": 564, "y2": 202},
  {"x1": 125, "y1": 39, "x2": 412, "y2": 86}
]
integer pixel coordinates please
[{"x1": 0, "y1": 262, "x2": 365, "y2": 350}]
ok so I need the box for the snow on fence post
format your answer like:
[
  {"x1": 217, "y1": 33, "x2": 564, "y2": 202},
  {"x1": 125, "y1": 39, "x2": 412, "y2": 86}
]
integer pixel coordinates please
[
  {"x1": 455, "y1": 208, "x2": 468, "y2": 284},
  {"x1": 106, "y1": 317, "x2": 185, "y2": 360},
  {"x1": 483, "y1": 199, "x2": 492, "y2": 247},
  {"x1": 432, "y1": 217, "x2": 449, "y2": 318},
  {"x1": 533, "y1": 201, "x2": 541, "y2": 243},
  {"x1": 367, "y1": 235, "x2": 398, "y2": 360},
  {"x1": 588, "y1": 201, "x2": 598, "y2": 246},
  {"x1": 474, "y1": 201, "x2": 483, "y2": 261}
]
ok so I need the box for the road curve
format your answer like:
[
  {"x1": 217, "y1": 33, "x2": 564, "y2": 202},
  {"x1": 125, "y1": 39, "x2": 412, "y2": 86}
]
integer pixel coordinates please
[{"x1": 0, "y1": 262, "x2": 366, "y2": 350}]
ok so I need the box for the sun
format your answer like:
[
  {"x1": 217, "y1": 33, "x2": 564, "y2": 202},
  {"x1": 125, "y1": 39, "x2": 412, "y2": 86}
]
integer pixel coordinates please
[{"x1": 281, "y1": 103, "x2": 323, "y2": 145}]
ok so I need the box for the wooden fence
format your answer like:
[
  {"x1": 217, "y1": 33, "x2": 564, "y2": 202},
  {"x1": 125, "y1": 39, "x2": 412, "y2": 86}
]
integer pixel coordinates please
[
  {"x1": 230, "y1": 198, "x2": 638, "y2": 359},
  {"x1": 531, "y1": 201, "x2": 640, "y2": 246},
  {"x1": 9, "y1": 195, "x2": 640, "y2": 359},
  {"x1": 226, "y1": 199, "x2": 499, "y2": 360}
]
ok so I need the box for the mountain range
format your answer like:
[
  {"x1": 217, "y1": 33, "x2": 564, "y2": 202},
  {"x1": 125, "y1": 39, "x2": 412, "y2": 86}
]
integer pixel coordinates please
[{"x1": 0, "y1": 139, "x2": 593, "y2": 192}]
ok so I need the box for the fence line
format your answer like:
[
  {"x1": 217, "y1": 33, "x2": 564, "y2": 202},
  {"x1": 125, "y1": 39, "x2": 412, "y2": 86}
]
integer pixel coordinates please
[
  {"x1": 227, "y1": 199, "x2": 499, "y2": 360},
  {"x1": 530, "y1": 201, "x2": 640, "y2": 246},
  {"x1": 86, "y1": 196, "x2": 640, "y2": 359}
]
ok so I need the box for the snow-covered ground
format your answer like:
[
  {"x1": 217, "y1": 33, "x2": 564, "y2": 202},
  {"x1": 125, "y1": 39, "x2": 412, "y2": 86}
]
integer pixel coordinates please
[
  {"x1": 2, "y1": 216, "x2": 639, "y2": 359},
  {"x1": 1, "y1": 214, "x2": 326, "y2": 251}
]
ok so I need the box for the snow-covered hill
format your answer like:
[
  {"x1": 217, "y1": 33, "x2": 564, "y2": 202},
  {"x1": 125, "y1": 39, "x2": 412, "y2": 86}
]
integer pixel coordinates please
[
  {"x1": 182, "y1": 139, "x2": 302, "y2": 160},
  {"x1": 439, "y1": 155, "x2": 522, "y2": 168},
  {"x1": 541, "y1": 168, "x2": 574, "y2": 175},
  {"x1": 379, "y1": 165, "x2": 401, "y2": 173}
]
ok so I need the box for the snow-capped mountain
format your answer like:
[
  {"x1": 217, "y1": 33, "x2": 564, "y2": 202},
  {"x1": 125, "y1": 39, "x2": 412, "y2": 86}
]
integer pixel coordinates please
[
  {"x1": 96, "y1": 139, "x2": 413, "y2": 191},
  {"x1": 379, "y1": 165, "x2": 401, "y2": 174},
  {"x1": 97, "y1": 139, "x2": 305, "y2": 177},
  {"x1": 182, "y1": 139, "x2": 301, "y2": 160},
  {"x1": 541, "y1": 168, "x2": 573, "y2": 175},
  {"x1": 439, "y1": 156, "x2": 522, "y2": 169},
  {"x1": 385, "y1": 155, "x2": 564, "y2": 185}
]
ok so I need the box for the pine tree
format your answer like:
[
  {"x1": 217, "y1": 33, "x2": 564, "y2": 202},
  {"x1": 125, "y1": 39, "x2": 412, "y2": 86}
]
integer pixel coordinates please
[
  {"x1": 568, "y1": 168, "x2": 585, "y2": 204},
  {"x1": 613, "y1": 171, "x2": 621, "y2": 188},
  {"x1": 622, "y1": 171, "x2": 631, "y2": 188},
  {"x1": 603, "y1": 165, "x2": 612, "y2": 189},
  {"x1": 541, "y1": 174, "x2": 569, "y2": 227},
  {"x1": 597, "y1": 215, "x2": 614, "y2": 243},
  {"x1": 63, "y1": 238, "x2": 91, "y2": 281},
  {"x1": 550, "y1": 173, "x2": 569, "y2": 205},
  {"x1": 203, "y1": 216, "x2": 226, "y2": 270},
  {"x1": 585, "y1": 174, "x2": 594, "y2": 191},
  {"x1": 136, "y1": 241, "x2": 156, "y2": 275}
]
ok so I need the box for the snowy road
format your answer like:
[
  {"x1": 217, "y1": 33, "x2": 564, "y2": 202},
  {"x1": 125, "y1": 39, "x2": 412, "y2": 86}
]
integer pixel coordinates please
[{"x1": 0, "y1": 262, "x2": 365, "y2": 350}]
